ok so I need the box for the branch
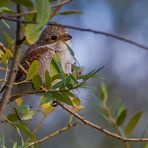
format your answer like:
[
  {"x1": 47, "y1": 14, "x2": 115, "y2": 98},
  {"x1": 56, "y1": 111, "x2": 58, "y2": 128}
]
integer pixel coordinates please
[
  {"x1": 0, "y1": 15, "x2": 36, "y2": 24},
  {"x1": 58, "y1": 102, "x2": 148, "y2": 143},
  {"x1": 59, "y1": 24, "x2": 148, "y2": 51},
  {"x1": 27, "y1": 122, "x2": 77, "y2": 147},
  {"x1": 0, "y1": 5, "x2": 24, "y2": 115},
  {"x1": 51, "y1": 0, "x2": 71, "y2": 9},
  {"x1": 4, "y1": 0, "x2": 71, "y2": 19}
]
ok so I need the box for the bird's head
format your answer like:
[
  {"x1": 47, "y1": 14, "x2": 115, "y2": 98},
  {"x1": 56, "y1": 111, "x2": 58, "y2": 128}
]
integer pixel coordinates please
[{"x1": 38, "y1": 23, "x2": 72, "y2": 46}]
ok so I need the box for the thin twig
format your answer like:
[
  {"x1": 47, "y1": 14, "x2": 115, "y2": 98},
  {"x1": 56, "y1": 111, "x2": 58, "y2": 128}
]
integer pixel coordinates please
[
  {"x1": 4, "y1": 0, "x2": 71, "y2": 19},
  {"x1": 0, "y1": 5, "x2": 24, "y2": 115},
  {"x1": 59, "y1": 24, "x2": 148, "y2": 51},
  {"x1": 51, "y1": 0, "x2": 71, "y2": 9},
  {"x1": 26, "y1": 122, "x2": 77, "y2": 147},
  {"x1": 58, "y1": 102, "x2": 148, "y2": 142},
  {"x1": 0, "y1": 16, "x2": 37, "y2": 24}
]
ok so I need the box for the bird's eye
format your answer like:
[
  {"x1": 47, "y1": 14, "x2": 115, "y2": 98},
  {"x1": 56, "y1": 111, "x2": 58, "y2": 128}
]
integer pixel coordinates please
[{"x1": 51, "y1": 35, "x2": 57, "y2": 40}]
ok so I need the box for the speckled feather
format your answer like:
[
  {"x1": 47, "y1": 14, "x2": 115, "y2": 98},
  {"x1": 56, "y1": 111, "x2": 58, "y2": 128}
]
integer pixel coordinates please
[{"x1": 15, "y1": 24, "x2": 74, "y2": 82}]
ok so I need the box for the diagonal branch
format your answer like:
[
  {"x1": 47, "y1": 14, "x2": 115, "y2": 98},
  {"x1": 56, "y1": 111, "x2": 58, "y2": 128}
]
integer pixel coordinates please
[
  {"x1": 58, "y1": 102, "x2": 148, "y2": 143},
  {"x1": 59, "y1": 24, "x2": 148, "y2": 51},
  {"x1": 0, "y1": 15, "x2": 37, "y2": 24},
  {"x1": 26, "y1": 122, "x2": 77, "y2": 147}
]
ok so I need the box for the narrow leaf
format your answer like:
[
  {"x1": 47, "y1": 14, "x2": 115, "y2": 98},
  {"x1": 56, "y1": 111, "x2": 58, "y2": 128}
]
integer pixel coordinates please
[
  {"x1": 27, "y1": 60, "x2": 39, "y2": 80},
  {"x1": 45, "y1": 71, "x2": 51, "y2": 89},
  {"x1": 52, "y1": 92, "x2": 73, "y2": 105},
  {"x1": 33, "y1": 74, "x2": 42, "y2": 91},
  {"x1": 100, "y1": 82, "x2": 108, "y2": 102},
  {"x1": 7, "y1": 114, "x2": 18, "y2": 122},
  {"x1": 116, "y1": 109, "x2": 127, "y2": 126},
  {"x1": 125, "y1": 112, "x2": 142, "y2": 136},
  {"x1": 59, "y1": 10, "x2": 82, "y2": 15}
]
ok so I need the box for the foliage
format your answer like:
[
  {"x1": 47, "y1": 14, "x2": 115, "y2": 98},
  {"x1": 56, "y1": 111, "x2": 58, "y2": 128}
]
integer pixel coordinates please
[{"x1": 0, "y1": 0, "x2": 146, "y2": 147}]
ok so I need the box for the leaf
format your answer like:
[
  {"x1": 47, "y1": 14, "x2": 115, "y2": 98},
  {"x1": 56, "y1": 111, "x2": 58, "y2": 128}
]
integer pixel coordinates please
[
  {"x1": 144, "y1": 143, "x2": 148, "y2": 148},
  {"x1": 15, "y1": 97, "x2": 23, "y2": 106},
  {"x1": 15, "y1": 123, "x2": 36, "y2": 145},
  {"x1": 100, "y1": 82, "x2": 108, "y2": 102},
  {"x1": 52, "y1": 58, "x2": 66, "y2": 87},
  {"x1": 0, "y1": 0, "x2": 8, "y2": 7},
  {"x1": 4, "y1": 32, "x2": 14, "y2": 47},
  {"x1": 45, "y1": 71, "x2": 51, "y2": 89},
  {"x1": 1, "y1": 19, "x2": 10, "y2": 28},
  {"x1": 36, "y1": 0, "x2": 50, "y2": 26},
  {"x1": 48, "y1": 0, "x2": 56, "y2": 2},
  {"x1": 125, "y1": 112, "x2": 142, "y2": 136},
  {"x1": 21, "y1": 110, "x2": 37, "y2": 120},
  {"x1": 2, "y1": 48, "x2": 13, "y2": 65},
  {"x1": 25, "y1": 0, "x2": 50, "y2": 44},
  {"x1": 33, "y1": 74, "x2": 42, "y2": 91},
  {"x1": 116, "y1": 109, "x2": 127, "y2": 126},
  {"x1": 41, "y1": 92, "x2": 53, "y2": 104},
  {"x1": 59, "y1": 10, "x2": 82, "y2": 15},
  {"x1": 27, "y1": 60, "x2": 39, "y2": 80},
  {"x1": 16, "y1": 105, "x2": 30, "y2": 114},
  {"x1": 7, "y1": 114, "x2": 18, "y2": 122},
  {"x1": 11, "y1": 0, "x2": 33, "y2": 8},
  {"x1": 25, "y1": 25, "x2": 41, "y2": 45},
  {"x1": 0, "y1": 50, "x2": 4, "y2": 59},
  {"x1": 41, "y1": 102, "x2": 55, "y2": 116},
  {"x1": 65, "y1": 43, "x2": 75, "y2": 57},
  {"x1": 0, "y1": 7, "x2": 15, "y2": 14},
  {"x1": 71, "y1": 97, "x2": 81, "y2": 106},
  {"x1": 66, "y1": 74, "x2": 78, "y2": 89},
  {"x1": 50, "y1": 53, "x2": 61, "y2": 76},
  {"x1": 52, "y1": 92, "x2": 73, "y2": 105}
]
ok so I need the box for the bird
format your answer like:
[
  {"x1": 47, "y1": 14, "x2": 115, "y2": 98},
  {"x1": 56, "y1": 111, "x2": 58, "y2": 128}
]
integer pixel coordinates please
[{"x1": 15, "y1": 23, "x2": 74, "y2": 83}]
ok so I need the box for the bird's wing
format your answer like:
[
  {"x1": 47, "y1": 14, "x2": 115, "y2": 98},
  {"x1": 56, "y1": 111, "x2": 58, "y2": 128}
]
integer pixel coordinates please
[{"x1": 15, "y1": 46, "x2": 49, "y2": 82}]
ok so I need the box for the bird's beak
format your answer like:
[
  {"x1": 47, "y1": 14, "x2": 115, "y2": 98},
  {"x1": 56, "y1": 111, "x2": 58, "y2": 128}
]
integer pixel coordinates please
[{"x1": 62, "y1": 34, "x2": 72, "y2": 41}]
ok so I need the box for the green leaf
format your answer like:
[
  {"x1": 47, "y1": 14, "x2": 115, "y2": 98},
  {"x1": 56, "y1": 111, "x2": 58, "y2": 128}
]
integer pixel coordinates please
[
  {"x1": 52, "y1": 58, "x2": 66, "y2": 87},
  {"x1": 66, "y1": 74, "x2": 78, "y2": 89},
  {"x1": 2, "y1": 48, "x2": 13, "y2": 65},
  {"x1": 0, "y1": 50, "x2": 4, "y2": 59},
  {"x1": 45, "y1": 71, "x2": 51, "y2": 89},
  {"x1": 41, "y1": 92, "x2": 53, "y2": 104},
  {"x1": 144, "y1": 143, "x2": 148, "y2": 148},
  {"x1": 16, "y1": 105, "x2": 30, "y2": 114},
  {"x1": 48, "y1": 0, "x2": 56, "y2": 2},
  {"x1": 36, "y1": 0, "x2": 50, "y2": 26},
  {"x1": 116, "y1": 109, "x2": 127, "y2": 126},
  {"x1": 59, "y1": 10, "x2": 82, "y2": 15},
  {"x1": 0, "y1": 0, "x2": 8, "y2": 7},
  {"x1": 7, "y1": 114, "x2": 18, "y2": 122},
  {"x1": 25, "y1": 0, "x2": 50, "y2": 44},
  {"x1": 15, "y1": 123, "x2": 36, "y2": 146},
  {"x1": 27, "y1": 60, "x2": 39, "y2": 80},
  {"x1": 33, "y1": 74, "x2": 42, "y2": 91},
  {"x1": 25, "y1": 25, "x2": 41, "y2": 45},
  {"x1": 2, "y1": 19, "x2": 10, "y2": 28},
  {"x1": 52, "y1": 92, "x2": 73, "y2": 105},
  {"x1": 21, "y1": 110, "x2": 37, "y2": 120},
  {"x1": 11, "y1": 0, "x2": 33, "y2": 8},
  {"x1": 100, "y1": 82, "x2": 108, "y2": 102},
  {"x1": 65, "y1": 43, "x2": 75, "y2": 57},
  {"x1": 125, "y1": 112, "x2": 142, "y2": 136},
  {"x1": 0, "y1": 7, "x2": 15, "y2": 14}
]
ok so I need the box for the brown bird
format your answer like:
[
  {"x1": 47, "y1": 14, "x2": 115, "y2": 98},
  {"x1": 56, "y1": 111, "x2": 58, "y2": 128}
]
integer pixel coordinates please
[{"x1": 16, "y1": 23, "x2": 74, "y2": 83}]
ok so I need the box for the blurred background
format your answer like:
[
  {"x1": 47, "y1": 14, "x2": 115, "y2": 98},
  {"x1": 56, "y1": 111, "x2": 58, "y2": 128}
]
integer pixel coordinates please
[{"x1": 1, "y1": 0, "x2": 148, "y2": 147}]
